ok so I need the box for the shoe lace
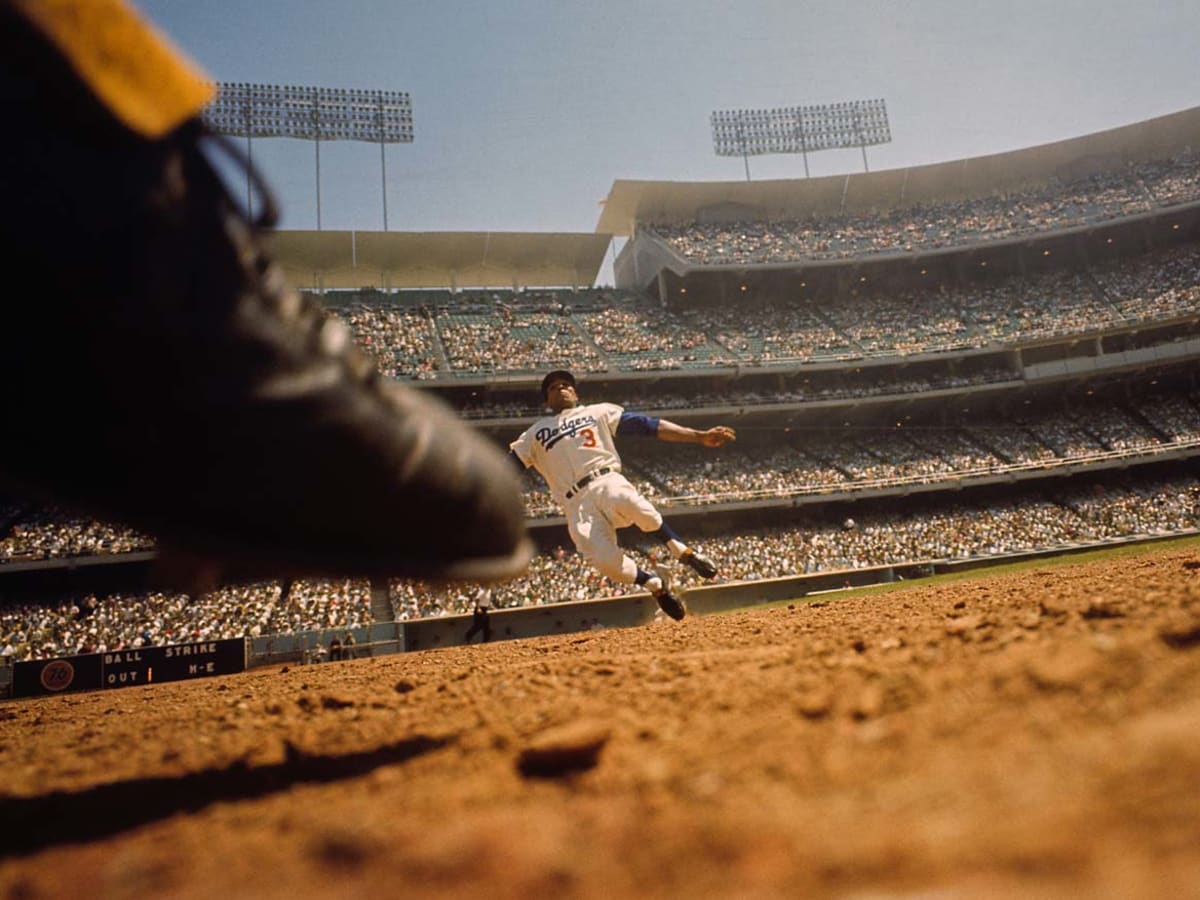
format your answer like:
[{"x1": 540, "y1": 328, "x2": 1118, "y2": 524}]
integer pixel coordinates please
[
  {"x1": 187, "y1": 119, "x2": 280, "y2": 230},
  {"x1": 180, "y1": 119, "x2": 381, "y2": 385}
]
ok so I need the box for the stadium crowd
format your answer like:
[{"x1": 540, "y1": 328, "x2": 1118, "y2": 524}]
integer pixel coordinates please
[
  {"x1": 0, "y1": 578, "x2": 373, "y2": 663},
  {"x1": 334, "y1": 305, "x2": 441, "y2": 379},
  {"x1": 3, "y1": 391, "x2": 1197, "y2": 565},
  {"x1": 567, "y1": 390, "x2": 1199, "y2": 513},
  {"x1": 317, "y1": 238, "x2": 1200, "y2": 379},
  {"x1": 0, "y1": 507, "x2": 152, "y2": 564},
  {"x1": 3, "y1": 472, "x2": 1196, "y2": 662},
  {"x1": 456, "y1": 368, "x2": 1022, "y2": 420},
  {"x1": 652, "y1": 152, "x2": 1198, "y2": 264},
  {"x1": 1091, "y1": 243, "x2": 1200, "y2": 320}
]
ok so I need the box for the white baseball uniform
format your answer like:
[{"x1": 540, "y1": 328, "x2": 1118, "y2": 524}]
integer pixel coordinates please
[{"x1": 510, "y1": 402, "x2": 662, "y2": 584}]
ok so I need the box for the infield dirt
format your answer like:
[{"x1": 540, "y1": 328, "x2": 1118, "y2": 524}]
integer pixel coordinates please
[{"x1": 2, "y1": 544, "x2": 1199, "y2": 898}]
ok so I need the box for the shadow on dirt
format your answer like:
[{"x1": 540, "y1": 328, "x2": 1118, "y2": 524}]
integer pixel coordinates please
[{"x1": 0, "y1": 734, "x2": 449, "y2": 857}]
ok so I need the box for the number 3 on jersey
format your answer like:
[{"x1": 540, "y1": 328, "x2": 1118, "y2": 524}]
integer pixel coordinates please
[{"x1": 580, "y1": 427, "x2": 597, "y2": 447}]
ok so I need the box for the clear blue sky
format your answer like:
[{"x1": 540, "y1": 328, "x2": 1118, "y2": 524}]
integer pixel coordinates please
[{"x1": 140, "y1": 0, "x2": 1200, "y2": 284}]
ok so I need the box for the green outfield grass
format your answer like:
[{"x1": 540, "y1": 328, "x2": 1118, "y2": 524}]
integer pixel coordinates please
[{"x1": 760, "y1": 532, "x2": 1200, "y2": 610}]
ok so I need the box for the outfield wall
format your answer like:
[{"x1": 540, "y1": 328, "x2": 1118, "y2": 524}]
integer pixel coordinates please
[{"x1": 313, "y1": 531, "x2": 1197, "y2": 659}]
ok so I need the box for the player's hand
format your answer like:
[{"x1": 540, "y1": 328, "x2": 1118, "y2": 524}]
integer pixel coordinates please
[{"x1": 700, "y1": 426, "x2": 737, "y2": 447}]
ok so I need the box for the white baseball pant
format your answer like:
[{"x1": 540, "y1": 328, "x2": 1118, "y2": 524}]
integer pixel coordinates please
[{"x1": 565, "y1": 472, "x2": 662, "y2": 583}]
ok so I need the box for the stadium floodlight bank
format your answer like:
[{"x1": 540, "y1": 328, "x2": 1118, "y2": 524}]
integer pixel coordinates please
[
  {"x1": 204, "y1": 83, "x2": 414, "y2": 142},
  {"x1": 203, "y1": 82, "x2": 414, "y2": 230},
  {"x1": 711, "y1": 98, "x2": 890, "y2": 180}
]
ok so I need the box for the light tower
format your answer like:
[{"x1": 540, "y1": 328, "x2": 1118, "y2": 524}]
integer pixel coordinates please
[
  {"x1": 712, "y1": 98, "x2": 890, "y2": 181},
  {"x1": 203, "y1": 83, "x2": 414, "y2": 229}
]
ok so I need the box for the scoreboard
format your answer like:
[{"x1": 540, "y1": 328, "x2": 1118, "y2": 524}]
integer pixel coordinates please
[{"x1": 10, "y1": 639, "x2": 246, "y2": 698}]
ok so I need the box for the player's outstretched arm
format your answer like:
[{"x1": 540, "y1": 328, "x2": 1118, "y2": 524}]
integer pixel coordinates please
[{"x1": 655, "y1": 420, "x2": 737, "y2": 448}]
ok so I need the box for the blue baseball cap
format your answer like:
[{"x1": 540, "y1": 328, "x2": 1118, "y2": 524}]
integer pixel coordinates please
[{"x1": 541, "y1": 369, "x2": 576, "y2": 398}]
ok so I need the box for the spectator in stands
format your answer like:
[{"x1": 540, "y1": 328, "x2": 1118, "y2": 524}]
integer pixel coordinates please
[{"x1": 75, "y1": 596, "x2": 98, "y2": 621}]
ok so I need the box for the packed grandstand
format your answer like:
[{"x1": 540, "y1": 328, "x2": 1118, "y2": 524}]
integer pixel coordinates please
[{"x1": 2, "y1": 109, "x2": 1199, "y2": 663}]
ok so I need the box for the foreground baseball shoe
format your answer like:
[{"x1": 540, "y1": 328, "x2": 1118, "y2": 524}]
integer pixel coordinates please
[
  {"x1": 0, "y1": 74, "x2": 531, "y2": 583},
  {"x1": 681, "y1": 549, "x2": 719, "y2": 580}
]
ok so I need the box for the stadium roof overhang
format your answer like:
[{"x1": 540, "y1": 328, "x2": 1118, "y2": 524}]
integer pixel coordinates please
[
  {"x1": 264, "y1": 230, "x2": 612, "y2": 290},
  {"x1": 596, "y1": 105, "x2": 1200, "y2": 236}
]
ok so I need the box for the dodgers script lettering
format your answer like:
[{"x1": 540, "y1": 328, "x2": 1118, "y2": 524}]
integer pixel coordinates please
[{"x1": 537, "y1": 414, "x2": 598, "y2": 451}]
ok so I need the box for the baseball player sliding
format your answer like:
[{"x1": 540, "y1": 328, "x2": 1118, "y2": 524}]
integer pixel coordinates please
[{"x1": 509, "y1": 370, "x2": 737, "y2": 620}]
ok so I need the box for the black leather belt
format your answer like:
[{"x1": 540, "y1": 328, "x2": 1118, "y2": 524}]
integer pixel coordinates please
[{"x1": 564, "y1": 466, "x2": 615, "y2": 500}]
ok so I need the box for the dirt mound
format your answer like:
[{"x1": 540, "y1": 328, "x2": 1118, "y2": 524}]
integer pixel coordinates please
[{"x1": 3, "y1": 547, "x2": 1200, "y2": 898}]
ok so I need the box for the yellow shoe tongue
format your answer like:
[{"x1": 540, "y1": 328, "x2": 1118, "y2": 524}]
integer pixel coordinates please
[{"x1": 14, "y1": 0, "x2": 215, "y2": 138}]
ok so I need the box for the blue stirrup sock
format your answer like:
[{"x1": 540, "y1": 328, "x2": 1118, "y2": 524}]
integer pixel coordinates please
[
  {"x1": 653, "y1": 523, "x2": 688, "y2": 559},
  {"x1": 635, "y1": 567, "x2": 664, "y2": 593}
]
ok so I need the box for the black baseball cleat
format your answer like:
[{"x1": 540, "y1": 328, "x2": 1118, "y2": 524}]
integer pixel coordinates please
[
  {"x1": 650, "y1": 565, "x2": 686, "y2": 620},
  {"x1": 654, "y1": 588, "x2": 687, "y2": 621},
  {"x1": 0, "y1": 26, "x2": 532, "y2": 585},
  {"x1": 681, "y1": 549, "x2": 719, "y2": 580}
]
